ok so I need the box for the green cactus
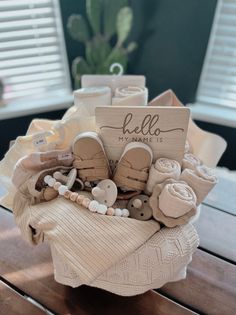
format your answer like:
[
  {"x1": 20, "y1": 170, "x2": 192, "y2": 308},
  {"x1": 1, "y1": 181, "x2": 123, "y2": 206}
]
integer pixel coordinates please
[{"x1": 67, "y1": 0, "x2": 137, "y2": 88}]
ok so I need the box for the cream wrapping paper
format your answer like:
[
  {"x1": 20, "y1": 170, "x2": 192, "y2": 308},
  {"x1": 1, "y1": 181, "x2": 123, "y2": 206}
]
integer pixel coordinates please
[
  {"x1": 74, "y1": 86, "x2": 112, "y2": 116},
  {"x1": 159, "y1": 182, "x2": 197, "y2": 218},
  {"x1": 149, "y1": 89, "x2": 227, "y2": 167},
  {"x1": 182, "y1": 152, "x2": 202, "y2": 171},
  {"x1": 180, "y1": 165, "x2": 218, "y2": 205},
  {"x1": 112, "y1": 86, "x2": 148, "y2": 106},
  {"x1": 146, "y1": 158, "x2": 181, "y2": 195},
  {"x1": 185, "y1": 140, "x2": 192, "y2": 153}
]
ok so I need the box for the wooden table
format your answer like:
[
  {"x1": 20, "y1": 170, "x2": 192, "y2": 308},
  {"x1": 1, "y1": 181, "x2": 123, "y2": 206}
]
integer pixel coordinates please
[{"x1": 0, "y1": 176, "x2": 235, "y2": 315}]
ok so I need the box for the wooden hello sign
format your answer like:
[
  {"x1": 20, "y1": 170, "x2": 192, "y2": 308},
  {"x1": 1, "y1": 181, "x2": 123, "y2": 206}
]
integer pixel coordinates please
[{"x1": 95, "y1": 106, "x2": 190, "y2": 167}]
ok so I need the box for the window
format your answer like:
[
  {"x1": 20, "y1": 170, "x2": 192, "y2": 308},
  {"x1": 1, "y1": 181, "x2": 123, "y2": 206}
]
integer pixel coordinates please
[
  {"x1": 196, "y1": 0, "x2": 236, "y2": 109},
  {"x1": 0, "y1": 0, "x2": 71, "y2": 109}
]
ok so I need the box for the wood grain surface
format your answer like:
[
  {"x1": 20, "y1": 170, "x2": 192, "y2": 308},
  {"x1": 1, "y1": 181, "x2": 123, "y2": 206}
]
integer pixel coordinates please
[
  {"x1": 96, "y1": 106, "x2": 189, "y2": 165},
  {"x1": 0, "y1": 280, "x2": 46, "y2": 315},
  {"x1": 161, "y1": 250, "x2": 236, "y2": 315}
]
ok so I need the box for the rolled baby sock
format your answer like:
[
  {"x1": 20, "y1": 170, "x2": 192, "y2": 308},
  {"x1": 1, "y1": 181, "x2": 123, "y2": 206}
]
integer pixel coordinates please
[
  {"x1": 74, "y1": 86, "x2": 112, "y2": 116},
  {"x1": 182, "y1": 153, "x2": 201, "y2": 171},
  {"x1": 180, "y1": 165, "x2": 218, "y2": 205},
  {"x1": 159, "y1": 182, "x2": 197, "y2": 218},
  {"x1": 145, "y1": 158, "x2": 181, "y2": 195},
  {"x1": 112, "y1": 86, "x2": 148, "y2": 106}
]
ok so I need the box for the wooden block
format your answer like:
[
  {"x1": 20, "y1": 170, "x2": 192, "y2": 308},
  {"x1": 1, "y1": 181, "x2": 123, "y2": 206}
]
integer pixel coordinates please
[
  {"x1": 96, "y1": 106, "x2": 190, "y2": 167},
  {"x1": 161, "y1": 249, "x2": 236, "y2": 315},
  {"x1": 0, "y1": 280, "x2": 45, "y2": 315},
  {"x1": 0, "y1": 207, "x2": 196, "y2": 315},
  {"x1": 194, "y1": 204, "x2": 236, "y2": 262}
]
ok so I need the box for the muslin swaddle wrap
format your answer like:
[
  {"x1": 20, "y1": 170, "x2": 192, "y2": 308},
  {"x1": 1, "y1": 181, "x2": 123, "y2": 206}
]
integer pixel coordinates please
[
  {"x1": 146, "y1": 158, "x2": 181, "y2": 195},
  {"x1": 180, "y1": 165, "x2": 218, "y2": 205},
  {"x1": 150, "y1": 179, "x2": 197, "y2": 227},
  {"x1": 182, "y1": 153, "x2": 201, "y2": 171},
  {"x1": 112, "y1": 86, "x2": 148, "y2": 106},
  {"x1": 74, "y1": 86, "x2": 112, "y2": 116},
  {"x1": 159, "y1": 182, "x2": 197, "y2": 218}
]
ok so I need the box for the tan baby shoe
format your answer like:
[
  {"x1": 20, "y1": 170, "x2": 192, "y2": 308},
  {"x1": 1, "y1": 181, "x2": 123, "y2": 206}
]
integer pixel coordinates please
[
  {"x1": 113, "y1": 142, "x2": 153, "y2": 192},
  {"x1": 72, "y1": 132, "x2": 111, "y2": 183}
]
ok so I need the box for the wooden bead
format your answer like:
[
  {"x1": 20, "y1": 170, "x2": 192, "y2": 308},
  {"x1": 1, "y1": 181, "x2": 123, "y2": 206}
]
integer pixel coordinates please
[
  {"x1": 43, "y1": 187, "x2": 58, "y2": 201},
  {"x1": 64, "y1": 190, "x2": 71, "y2": 199},
  {"x1": 107, "y1": 207, "x2": 115, "y2": 216},
  {"x1": 70, "y1": 192, "x2": 78, "y2": 201},
  {"x1": 82, "y1": 197, "x2": 91, "y2": 208},
  {"x1": 76, "y1": 195, "x2": 85, "y2": 204},
  {"x1": 53, "y1": 181, "x2": 61, "y2": 191}
]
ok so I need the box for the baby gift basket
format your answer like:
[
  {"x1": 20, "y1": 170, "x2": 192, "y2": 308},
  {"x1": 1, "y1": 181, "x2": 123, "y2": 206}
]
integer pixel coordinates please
[{"x1": 0, "y1": 74, "x2": 227, "y2": 296}]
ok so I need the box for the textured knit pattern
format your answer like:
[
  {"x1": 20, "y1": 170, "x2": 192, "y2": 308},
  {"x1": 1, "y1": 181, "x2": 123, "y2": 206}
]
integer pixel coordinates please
[
  {"x1": 146, "y1": 158, "x2": 181, "y2": 195},
  {"x1": 180, "y1": 167, "x2": 217, "y2": 205},
  {"x1": 13, "y1": 194, "x2": 160, "y2": 284},
  {"x1": 51, "y1": 223, "x2": 199, "y2": 296}
]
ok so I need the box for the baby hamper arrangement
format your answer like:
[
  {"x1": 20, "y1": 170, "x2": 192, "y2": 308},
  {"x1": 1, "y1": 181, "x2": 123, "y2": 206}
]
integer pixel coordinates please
[{"x1": 0, "y1": 74, "x2": 227, "y2": 296}]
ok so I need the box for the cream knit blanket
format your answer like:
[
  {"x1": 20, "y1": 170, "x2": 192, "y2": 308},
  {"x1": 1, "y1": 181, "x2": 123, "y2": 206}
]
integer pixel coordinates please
[
  {"x1": 12, "y1": 174, "x2": 199, "y2": 295},
  {"x1": 13, "y1": 190, "x2": 198, "y2": 295}
]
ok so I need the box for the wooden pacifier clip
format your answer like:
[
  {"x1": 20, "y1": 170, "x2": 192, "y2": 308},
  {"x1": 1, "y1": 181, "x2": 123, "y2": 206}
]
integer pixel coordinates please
[{"x1": 43, "y1": 175, "x2": 129, "y2": 218}]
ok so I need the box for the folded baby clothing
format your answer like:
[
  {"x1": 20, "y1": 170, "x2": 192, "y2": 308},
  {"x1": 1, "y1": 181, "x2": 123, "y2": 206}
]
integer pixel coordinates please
[
  {"x1": 158, "y1": 182, "x2": 197, "y2": 218},
  {"x1": 146, "y1": 158, "x2": 181, "y2": 195},
  {"x1": 74, "y1": 86, "x2": 112, "y2": 116},
  {"x1": 81, "y1": 75, "x2": 146, "y2": 94},
  {"x1": 182, "y1": 152, "x2": 202, "y2": 171},
  {"x1": 0, "y1": 113, "x2": 96, "y2": 209},
  {"x1": 150, "y1": 179, "x2": 198, "y2": 227},
  {"x1": 12, "y1": 149, "x2": 73, "y2": 189},
  {"x1": 112, "y1": 86, "x2": 148, "y2": 106},
  {"x1": 180, "y1": 165, "x2": 218, "y2": 205}
]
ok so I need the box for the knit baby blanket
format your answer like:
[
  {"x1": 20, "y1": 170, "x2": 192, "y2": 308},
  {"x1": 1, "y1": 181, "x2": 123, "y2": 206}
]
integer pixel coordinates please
[{"x1": 13, "y1": 185, "x2": 199, "y2": 295}]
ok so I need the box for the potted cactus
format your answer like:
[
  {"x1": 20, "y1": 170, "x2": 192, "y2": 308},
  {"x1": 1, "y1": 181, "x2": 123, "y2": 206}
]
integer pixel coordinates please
[{"x1": 67, "y1": 0, "x2": 137, "y2": 88}]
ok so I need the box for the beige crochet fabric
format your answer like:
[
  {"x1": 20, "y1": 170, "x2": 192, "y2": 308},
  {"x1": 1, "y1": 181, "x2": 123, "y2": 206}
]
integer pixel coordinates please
[
  {"x1": 11, "y1": 170, "x2": 199, "y2": 295},
  {"x1": 51, "y1": 223, "x2": 199, "y2": 296}
]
